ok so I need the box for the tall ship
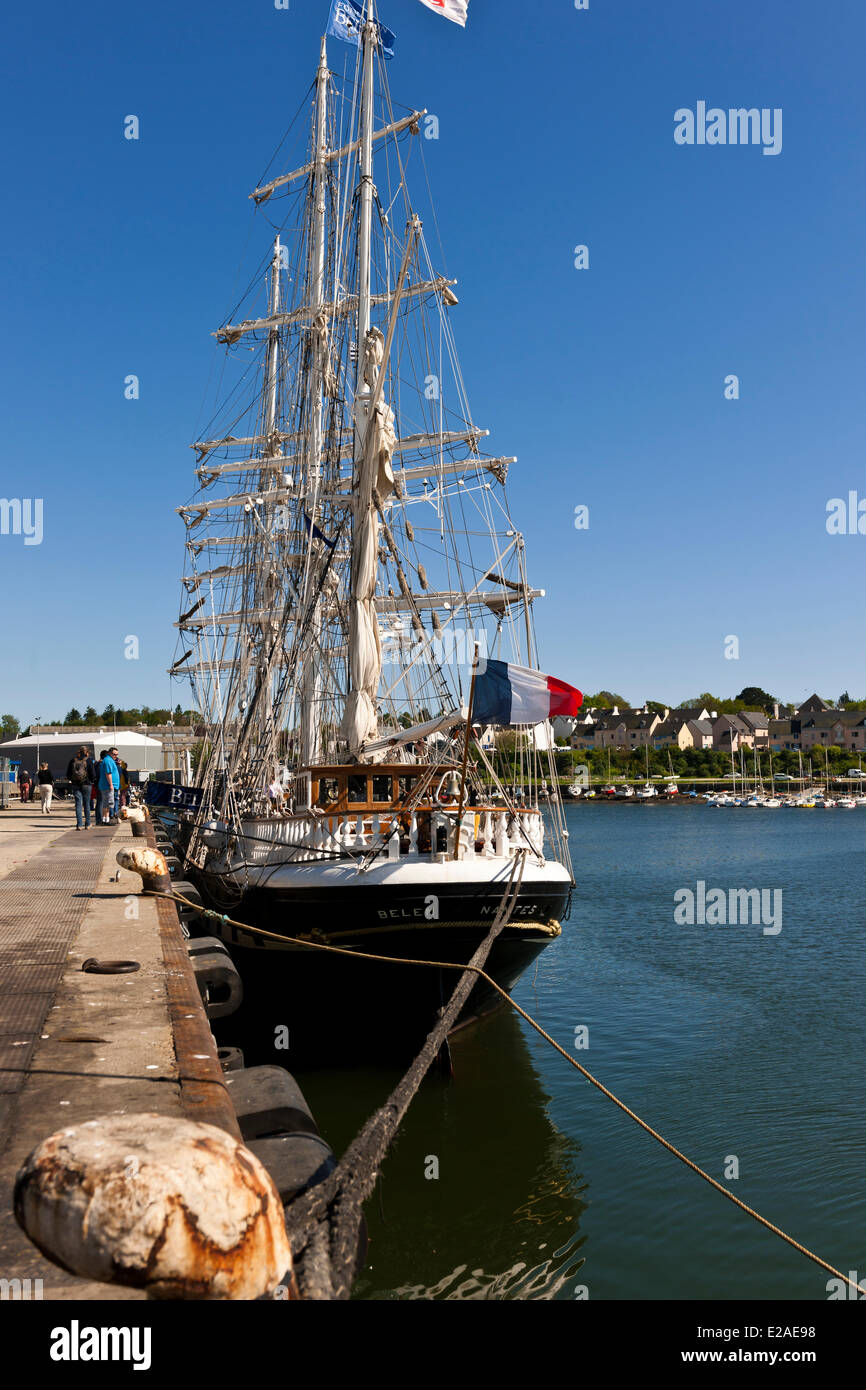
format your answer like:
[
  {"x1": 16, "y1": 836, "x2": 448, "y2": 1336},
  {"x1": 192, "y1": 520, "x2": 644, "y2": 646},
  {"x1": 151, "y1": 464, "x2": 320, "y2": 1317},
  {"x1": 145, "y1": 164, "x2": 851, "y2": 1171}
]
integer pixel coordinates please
[{"x1": 165, "y1": 4, "x2": 577, "y2": 1057}]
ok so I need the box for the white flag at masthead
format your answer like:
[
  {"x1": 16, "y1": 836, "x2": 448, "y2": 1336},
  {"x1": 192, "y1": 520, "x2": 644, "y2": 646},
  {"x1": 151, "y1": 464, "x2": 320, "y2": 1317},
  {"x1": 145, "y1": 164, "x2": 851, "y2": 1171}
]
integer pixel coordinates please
[{"x1": 417, "y1": 0, "x2": 469, "y2": 27}]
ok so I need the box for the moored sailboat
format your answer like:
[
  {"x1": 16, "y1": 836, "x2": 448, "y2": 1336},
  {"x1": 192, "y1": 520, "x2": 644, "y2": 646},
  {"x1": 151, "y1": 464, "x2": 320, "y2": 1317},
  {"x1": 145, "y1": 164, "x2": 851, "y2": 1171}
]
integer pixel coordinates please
[{"x1": 163, "y1": 9, "x2": 577, "y2": 1057}]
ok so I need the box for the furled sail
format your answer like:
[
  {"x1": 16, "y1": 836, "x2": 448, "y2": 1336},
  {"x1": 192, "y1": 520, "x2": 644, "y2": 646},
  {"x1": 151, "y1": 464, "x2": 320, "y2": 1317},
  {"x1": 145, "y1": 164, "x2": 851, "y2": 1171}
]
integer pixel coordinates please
[{"x1": 343, "y1": 327, "x2": 397, "y2": 756}]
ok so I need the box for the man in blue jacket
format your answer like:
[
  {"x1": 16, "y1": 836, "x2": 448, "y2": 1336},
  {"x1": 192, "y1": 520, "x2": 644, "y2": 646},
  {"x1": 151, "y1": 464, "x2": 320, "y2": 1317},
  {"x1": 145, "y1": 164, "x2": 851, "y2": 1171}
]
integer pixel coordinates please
[{"x1": 97, "y1": 750, "x2": 120, "y2": 826}]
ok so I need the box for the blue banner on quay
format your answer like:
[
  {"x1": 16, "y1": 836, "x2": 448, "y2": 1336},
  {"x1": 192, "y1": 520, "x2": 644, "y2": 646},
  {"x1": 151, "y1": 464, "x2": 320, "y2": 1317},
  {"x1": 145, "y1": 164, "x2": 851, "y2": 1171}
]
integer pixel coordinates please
[{"x1": 144, "y1": 781, "x2": 204, "y2": 810}]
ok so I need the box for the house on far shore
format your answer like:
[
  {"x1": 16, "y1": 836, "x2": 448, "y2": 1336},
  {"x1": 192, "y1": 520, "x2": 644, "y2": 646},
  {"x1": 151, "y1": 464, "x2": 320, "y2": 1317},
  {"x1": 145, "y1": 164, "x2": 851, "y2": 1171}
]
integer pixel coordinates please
[
  {"x1": 650, "y1": 708, "x2": 713, "y2": 749},
  {"x1": 685, "y1": 718, "x2": 715, "y2": 749},
  {"x1": 551, "y1": 705, "x2": 657, "y2": 750},
  {"x1": 738, "y1": 711, "x2": 770, "y2": 747},
  {"x1": 551, "y1": 692, "x2": 864, "y2": 756},
  {"x1": 798, "y1": 711, "x2": 866, "y2": 753},
  {"x1": 768, "y1": 709, "x2": 866, "y2": 753},
  {"x1": 793, "y1": 693, "x2": 833, "y2": 716},
  {"x1": 552, "y1": 712, "x2": 591, "y2": 746},
  {"x1": 768, "y1": 719, "x2": 799, "y2": 751},
  {"x1": 567, "y1": 711, "x2": 600, "y2": 756},
  {"x1": 593, "y1": 708, "x2": 660, "y2": 750},
  {"x1": 712, "y1": 713, "x2": 753, "y2": 751},
  {"x1": 712, "y1": 712, "x2": 772, "y2": 751}
]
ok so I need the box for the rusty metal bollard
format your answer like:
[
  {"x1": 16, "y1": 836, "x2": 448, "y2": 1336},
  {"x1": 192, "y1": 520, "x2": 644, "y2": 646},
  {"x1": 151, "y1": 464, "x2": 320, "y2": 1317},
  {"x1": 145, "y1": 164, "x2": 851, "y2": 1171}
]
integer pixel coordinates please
[
  {"x1": 121, "y1": 806, "x2": 149, "y2": 838},
  {"x1": 14, "y1": 1114, "x2": 295, "y2": 1300},
  {"x1": 116, "y1": 846, "x2": 172, "y2": 894}
]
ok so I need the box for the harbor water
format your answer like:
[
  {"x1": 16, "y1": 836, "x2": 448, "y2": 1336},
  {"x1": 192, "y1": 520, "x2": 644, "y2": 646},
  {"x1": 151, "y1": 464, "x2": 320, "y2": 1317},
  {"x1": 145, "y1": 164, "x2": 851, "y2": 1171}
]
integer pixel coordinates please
[
  {"x1": 222, "y1": 806, "x2": 866, "y2": 1301},
  {"x1": 292, "y1": 801, "x2": 866, "y2": 1300}
]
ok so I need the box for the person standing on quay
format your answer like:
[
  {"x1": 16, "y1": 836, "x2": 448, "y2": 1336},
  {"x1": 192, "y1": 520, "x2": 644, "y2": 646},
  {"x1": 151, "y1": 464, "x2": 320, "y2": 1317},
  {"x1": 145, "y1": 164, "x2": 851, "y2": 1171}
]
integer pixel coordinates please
[
  {"x1": 111, "y1": 748, "x2": 127, "y2": 817},
  {"x1": 18, "y1": 767, "x2": 32, "y2": 803},
  {"x1": 66, "y1": 745, "x2": 96, "y2": 830},
  {"x1": 97, "y1": 750, "x2": 119, "y2": 825},
  {"x1": 36, "y1": 762, "x2": 55, "y2": 815}
]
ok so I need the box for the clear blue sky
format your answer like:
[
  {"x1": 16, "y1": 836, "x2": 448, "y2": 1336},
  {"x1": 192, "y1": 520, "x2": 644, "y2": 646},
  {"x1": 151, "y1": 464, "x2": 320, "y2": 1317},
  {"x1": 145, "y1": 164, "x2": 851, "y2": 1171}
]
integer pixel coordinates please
[{"x1": 2, "y1": 0, "x2": 864, "y2": 725}]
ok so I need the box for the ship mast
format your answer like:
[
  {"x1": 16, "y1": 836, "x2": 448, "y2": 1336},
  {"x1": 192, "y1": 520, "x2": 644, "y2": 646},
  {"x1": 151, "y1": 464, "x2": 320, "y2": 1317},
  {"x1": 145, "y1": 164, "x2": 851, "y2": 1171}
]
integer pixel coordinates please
[
  {"x1": 356, "y1": 4, "x2": 375, "y2": 379},
  {"x1": 252, "y1": 234, "x2": 284, "y2": 771},
  {"x1": 299, "y1": 36, "x2": 330, "y2": 774},
  {"x1": 343, "y1": 3, "x2": 383, "y2": 760},
  {"x1": 263, "y1": 237, "x2": 281, "y2": 457}
]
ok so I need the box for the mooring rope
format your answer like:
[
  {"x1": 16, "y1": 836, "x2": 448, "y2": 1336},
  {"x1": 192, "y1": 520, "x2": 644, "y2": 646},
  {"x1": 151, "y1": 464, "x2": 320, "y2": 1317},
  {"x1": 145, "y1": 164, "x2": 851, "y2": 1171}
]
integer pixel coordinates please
[{"x1": 154, "y1": 880, "x2": 866, "y2": 1299}]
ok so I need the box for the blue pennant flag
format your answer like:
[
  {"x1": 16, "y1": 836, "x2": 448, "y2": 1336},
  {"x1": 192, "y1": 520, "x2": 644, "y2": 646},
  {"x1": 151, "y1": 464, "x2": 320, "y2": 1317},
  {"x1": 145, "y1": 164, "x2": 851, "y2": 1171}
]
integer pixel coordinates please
[
  {"x1": 304, "y1": 513, "x2": 337, "y2": 549},
  {"x1": 327, "y1": 0, "x2": 396, "y2": 60}
]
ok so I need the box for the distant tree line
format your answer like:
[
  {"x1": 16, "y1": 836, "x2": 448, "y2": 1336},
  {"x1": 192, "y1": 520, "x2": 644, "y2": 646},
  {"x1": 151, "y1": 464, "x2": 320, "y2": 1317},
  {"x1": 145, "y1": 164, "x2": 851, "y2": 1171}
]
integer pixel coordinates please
[
  {"x1": 579, "y1": 687, "x2": 780, "y2": 714},
  {"x1": 586, "y1": 688, "x2": 866, "y2": 715},
  {"x1": 56, "y1": 704, "x2": 196, "y2": 728}
]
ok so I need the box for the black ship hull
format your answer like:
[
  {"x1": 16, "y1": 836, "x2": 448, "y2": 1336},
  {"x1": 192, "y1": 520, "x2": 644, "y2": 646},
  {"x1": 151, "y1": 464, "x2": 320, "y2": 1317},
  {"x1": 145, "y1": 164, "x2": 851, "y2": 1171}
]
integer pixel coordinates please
[{"x1": 189, "y1": 867, "x2": 570, "y2": 1064}]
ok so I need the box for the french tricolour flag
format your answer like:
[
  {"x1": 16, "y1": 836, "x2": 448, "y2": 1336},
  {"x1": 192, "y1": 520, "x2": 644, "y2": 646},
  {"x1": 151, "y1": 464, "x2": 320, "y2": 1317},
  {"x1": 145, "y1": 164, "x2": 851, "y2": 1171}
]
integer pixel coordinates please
[
  {"x1": 417, "y1": 0, "x2": 469, "y2": 26},
  {"x1": 471, "y1": 660, "x2": 583, "y2": 726}
]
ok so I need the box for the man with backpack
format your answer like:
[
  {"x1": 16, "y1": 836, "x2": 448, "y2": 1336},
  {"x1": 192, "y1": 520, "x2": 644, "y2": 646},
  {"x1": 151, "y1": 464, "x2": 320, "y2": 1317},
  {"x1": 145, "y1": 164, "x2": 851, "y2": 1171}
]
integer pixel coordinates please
[{"x1": 66, "y1": 745, "x2": 96, "y2": 830}]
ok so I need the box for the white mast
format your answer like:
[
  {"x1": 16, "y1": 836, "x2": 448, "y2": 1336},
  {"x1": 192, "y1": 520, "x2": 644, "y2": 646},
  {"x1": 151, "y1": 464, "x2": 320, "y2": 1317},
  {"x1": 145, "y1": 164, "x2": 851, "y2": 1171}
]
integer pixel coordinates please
[
  {"x1": 300, "y1": 36, "x2": 330, "y2": 772},
  {"x1": 263, "y1": 236, "x2": 281, "y2": 451},
  {"x1": 356, "y1": 3, "x2": 375, "y2": 391},
  {"x1": 310, "y1": 37, "x2": 328, "y2": 452},
  {"x1": 256, "y1": 235, "x2": 283, "y2": 764}
]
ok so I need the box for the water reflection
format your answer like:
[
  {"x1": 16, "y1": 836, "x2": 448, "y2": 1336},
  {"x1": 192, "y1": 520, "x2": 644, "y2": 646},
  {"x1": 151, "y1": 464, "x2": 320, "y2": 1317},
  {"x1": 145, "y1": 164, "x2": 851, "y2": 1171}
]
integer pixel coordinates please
[
  {"x1": 389, "y1": 1229, "x2": 586, "y2": 1300},
  {"x1": 335, "y1": 1008, "x2": 589, "y2": 1300}
]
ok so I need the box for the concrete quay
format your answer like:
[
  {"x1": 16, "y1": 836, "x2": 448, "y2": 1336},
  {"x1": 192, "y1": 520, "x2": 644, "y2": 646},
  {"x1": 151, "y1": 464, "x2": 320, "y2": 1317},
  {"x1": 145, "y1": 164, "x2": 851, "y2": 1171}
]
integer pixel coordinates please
[{"x1": 0, "y1": 800, "x2": 237, "y2": 1299}]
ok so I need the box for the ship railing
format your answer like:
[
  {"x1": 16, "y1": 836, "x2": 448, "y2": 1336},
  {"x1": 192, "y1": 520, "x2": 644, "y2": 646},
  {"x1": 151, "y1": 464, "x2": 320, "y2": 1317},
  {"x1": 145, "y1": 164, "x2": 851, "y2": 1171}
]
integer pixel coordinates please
[{"x1": 232, "y1": 806, "x2": 545, "y2": 864}]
